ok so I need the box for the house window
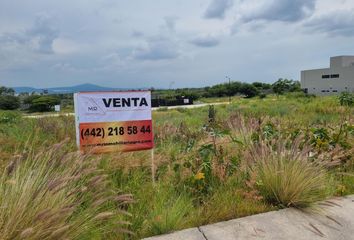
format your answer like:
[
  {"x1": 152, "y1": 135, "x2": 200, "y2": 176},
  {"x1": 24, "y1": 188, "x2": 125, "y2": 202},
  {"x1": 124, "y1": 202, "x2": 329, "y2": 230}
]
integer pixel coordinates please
[
  {"x1": 332, "y1": 90, "x2": 338, "y2": 92},
  {"x1": 322, "y1": 75, "x2": 330, "y2": 79},
  {"x1": 331, "y1": 74, "x2": 339, "y2": 78},
  {"x1": 321, "y1": 90, "x2": 326, "y2": 92}
]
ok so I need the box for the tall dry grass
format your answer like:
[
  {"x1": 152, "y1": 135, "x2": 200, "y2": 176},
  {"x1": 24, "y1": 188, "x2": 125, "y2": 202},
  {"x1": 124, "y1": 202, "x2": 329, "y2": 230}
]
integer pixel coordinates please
[
  {"x1": 0, "y1": 140, "x2": 133, "y2": 240},
  {"x1": 247, "y1": 137, "x2": 333, "y2": 208}
]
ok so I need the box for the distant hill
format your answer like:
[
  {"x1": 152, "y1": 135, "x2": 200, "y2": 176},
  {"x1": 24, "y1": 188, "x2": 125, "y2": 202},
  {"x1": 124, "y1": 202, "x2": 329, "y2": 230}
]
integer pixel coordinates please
[
  {"x1": 13, "y1": 83, "x2": 134, "y2": 94},
  {"x1": 13, "y1": 87, "x2": 38, "y2": 93}
]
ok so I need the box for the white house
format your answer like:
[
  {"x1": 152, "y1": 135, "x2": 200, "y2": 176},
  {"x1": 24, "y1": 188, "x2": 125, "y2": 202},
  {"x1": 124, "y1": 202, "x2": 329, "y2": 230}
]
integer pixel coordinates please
[{"x1": 301, "y1": 56, "x2": 354, "y2": 95}]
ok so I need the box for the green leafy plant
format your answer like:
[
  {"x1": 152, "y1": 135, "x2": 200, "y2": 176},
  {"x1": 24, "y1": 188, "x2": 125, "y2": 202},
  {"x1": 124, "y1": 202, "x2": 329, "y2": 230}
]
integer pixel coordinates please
[
  {"x1": 338, "y1": 92, "x2": 354, "y2": 106},
  {"x1": 0, "y1": 111, "x2": 21, "y2": 124}
]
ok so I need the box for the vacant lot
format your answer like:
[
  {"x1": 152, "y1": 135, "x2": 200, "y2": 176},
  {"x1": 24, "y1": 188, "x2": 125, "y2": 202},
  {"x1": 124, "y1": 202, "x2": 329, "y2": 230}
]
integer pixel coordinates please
[{"x1": 0, "y1": 94, "x2": 353, "y2": 239}]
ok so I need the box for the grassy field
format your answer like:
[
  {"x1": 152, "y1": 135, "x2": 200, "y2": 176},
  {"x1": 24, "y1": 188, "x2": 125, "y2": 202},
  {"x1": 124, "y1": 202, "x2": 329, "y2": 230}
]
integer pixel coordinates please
[{"x1": 0, "y1": 94, "x2": 353, "y2": 239}]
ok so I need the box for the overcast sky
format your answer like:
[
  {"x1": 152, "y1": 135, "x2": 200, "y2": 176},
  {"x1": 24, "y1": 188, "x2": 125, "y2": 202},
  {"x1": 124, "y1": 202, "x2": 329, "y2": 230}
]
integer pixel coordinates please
[{"x1": 1, "y1": 0, "x2": 354, "y2": 88}]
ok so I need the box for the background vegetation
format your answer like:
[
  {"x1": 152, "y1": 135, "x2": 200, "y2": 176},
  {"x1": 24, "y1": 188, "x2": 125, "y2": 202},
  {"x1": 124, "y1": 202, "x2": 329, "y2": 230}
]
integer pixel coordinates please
[{"x1": 0, "y1": 78, "x2": 301, "y2": 112}]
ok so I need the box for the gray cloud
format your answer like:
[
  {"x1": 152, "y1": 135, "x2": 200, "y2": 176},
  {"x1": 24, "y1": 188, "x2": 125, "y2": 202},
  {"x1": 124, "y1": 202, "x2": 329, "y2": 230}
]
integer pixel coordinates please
[
  {"x1": 27, "y1": 14, "x2": 59, "y2": 53},
  {"x1": 304, "y1": 9, "x2": 354, "y2": 36},
  {"x1": 241, "y1": 0, "x2": 316, "y2": 22},
  {"x1": 132, "y1": 37, "x2": 179, "y2": 61},
  {"x1": 0, "y1": 14, "x2": 58, "y2": 54},
  {"x1": 190, "y1": 36, "x2": 220, "y2": 47},
  {"x1": 204, "y1": 0, "x2": 233, "y2": 19},
  {"x1": 1, "y1": 0, "x2": 354, "y2": 89},
  {"x1": 230, "y1": 19, "x2": 266, "y2": 35},
  {"x1": 131, "y1": 30, "x2": 144, "y2": 38},
  {"x1": 164, "y1": 16, "x2": 178, "y2": 32}
]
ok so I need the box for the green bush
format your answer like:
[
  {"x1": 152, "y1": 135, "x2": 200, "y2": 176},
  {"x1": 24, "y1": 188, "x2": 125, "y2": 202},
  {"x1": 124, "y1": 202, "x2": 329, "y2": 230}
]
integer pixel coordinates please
[
  {"x1": 0, "y1": 95, "x2": 20, "y2": 110},
  {"x1": 338, "y1": 92, "x2": 354, "y2": 106},
  {"x1": 0, "y1": 111, "x2": 21, "y2": 124},
  {"x1": 258, "y1": 93, "x2": 267, "y2": 99}
]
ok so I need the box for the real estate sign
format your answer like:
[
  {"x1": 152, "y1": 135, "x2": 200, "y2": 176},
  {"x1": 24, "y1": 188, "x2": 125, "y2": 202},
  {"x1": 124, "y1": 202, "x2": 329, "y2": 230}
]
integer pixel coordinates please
[{"x1": 74, "y1": 91, "x2": 153, "y2": 153}]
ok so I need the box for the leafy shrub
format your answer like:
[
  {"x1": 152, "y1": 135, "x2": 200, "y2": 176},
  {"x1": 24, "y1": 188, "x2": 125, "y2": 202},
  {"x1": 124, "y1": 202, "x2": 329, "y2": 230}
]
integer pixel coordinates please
[
  {"x1": 338, "y1": 92, "x2": 354, "y2": 106},
  {"x1": 258, "y1": 93, "x2": 267, "y2": 99},
  {"x1": 0, "y1": 111, "x2": 21, "y2": 124},
  {"x1": 0, "y1": 141, "x2": 133, "y2": 239},
  {"x1": 0, "y1": 95, "x2": 20, "y2": 110},
  {"x1": 208, "y1": 105, "x2": 216, "y2": 125},
  {"x1": 202, "y1": 81, "x2": 259, "y2": 98}
]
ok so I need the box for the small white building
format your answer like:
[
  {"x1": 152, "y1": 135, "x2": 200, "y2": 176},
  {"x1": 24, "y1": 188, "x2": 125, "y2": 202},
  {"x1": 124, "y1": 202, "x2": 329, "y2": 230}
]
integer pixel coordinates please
[{"x1": 301, "y1": 56, "x2": 354, "y2": 95}]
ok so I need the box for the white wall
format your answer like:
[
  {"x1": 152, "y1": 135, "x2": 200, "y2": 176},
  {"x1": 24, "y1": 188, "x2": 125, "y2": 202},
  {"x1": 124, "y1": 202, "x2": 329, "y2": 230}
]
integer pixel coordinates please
[
  {"x1": 330, "y1": 56, "x2": 354, "y2": 68},
  {"x1": 301, "y1": 57, "x2": 354, "y2": 95}
]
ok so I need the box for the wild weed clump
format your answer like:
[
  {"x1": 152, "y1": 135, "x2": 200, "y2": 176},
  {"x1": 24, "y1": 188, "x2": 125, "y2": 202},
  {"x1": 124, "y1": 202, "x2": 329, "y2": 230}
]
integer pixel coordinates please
[
  {"x1": 0, "y1": 140, "x2": 133, "y2": 239},
  {"x1": 338, "y1": 92, "x2": 354, "y2": 106},
  {"x1": 0, "y1": 110, "x2": 21, "y2": 124},
  {"x1": 248, "y1": 137, "x2": 331, "y2": 208},
  {"x1": 35, "y1": 116, "x2": 75, "y2": 141}
]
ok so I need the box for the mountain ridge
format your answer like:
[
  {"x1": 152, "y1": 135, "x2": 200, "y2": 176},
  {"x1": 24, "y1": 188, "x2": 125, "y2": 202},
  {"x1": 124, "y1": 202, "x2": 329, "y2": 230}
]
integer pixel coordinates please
[{"x1": 12, "y1": 83, "x2": 137, "y2": 94}]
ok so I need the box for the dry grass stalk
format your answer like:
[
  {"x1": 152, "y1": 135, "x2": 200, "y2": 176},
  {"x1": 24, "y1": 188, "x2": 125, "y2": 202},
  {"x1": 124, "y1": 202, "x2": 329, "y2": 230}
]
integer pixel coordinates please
[
  {"x1": 246, "y1": 135, "x2": 331, "y2": 208},
  {"x1": 0, "y1": 140, "x2": 133, "y2": 239}
]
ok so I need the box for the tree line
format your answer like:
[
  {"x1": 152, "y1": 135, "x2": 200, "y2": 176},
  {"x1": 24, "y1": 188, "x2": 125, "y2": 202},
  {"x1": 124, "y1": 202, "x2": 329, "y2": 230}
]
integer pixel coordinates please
[
  {"x1": 0, "y1": 78, "x2": 301, "y2": 111},
  {"x1": 159, "y1": 78, "x2": 301, "y2": 100},
  {"x1": 0, "y1": 87, "x2": 60, "y2": 111}
]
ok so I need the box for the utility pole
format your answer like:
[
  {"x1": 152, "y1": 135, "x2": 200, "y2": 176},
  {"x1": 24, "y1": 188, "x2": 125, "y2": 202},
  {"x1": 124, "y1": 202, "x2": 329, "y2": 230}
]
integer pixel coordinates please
[
  {"x1": 226, "y1": 76, "x2": 231, "y2": 103},
  {"x1": 168, "y1": 81, "x2": 175, "y2": 90}
]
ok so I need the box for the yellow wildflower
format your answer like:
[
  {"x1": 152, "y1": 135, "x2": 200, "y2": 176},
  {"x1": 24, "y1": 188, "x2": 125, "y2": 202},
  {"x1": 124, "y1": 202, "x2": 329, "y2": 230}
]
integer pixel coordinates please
[
  {"x1": 337, "y1": 184, "x2": 346, "y2": 194},
  {"x1": 194, "y1": 172, "x2": 205, "y2": 180}
]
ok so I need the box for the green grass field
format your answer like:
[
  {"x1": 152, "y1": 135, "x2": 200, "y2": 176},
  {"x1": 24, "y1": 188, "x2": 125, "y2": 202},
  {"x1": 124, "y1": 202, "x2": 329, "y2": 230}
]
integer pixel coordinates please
[{"x1": 0, "y1": 94, "x2": 353, "y2": 239}]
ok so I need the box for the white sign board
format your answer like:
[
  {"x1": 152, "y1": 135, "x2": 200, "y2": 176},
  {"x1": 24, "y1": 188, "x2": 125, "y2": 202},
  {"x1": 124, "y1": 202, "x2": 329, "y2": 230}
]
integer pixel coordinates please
[
  {"x1": 54, "y1": 105, "x2": 61, "y2": 112},
  {"x1": 74, "y1": 91, "x2": 153, "y2": 153}
]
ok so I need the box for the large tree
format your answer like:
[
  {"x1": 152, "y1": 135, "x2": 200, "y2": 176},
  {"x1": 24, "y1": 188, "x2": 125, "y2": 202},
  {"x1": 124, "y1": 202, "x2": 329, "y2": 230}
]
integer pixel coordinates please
[
  {"x1": 240, "y1": 84, "x2": 259, "y2": 98},
  {"x1": 0, "y1": 86, "x2": 19, "y2": 110},
  {"x1": 0, "y1": 95, "x2": 20, "y2": 110},
  {"x1": 26, "y1": 96, "x2": 60, "y2": 112},
  {"x1": 272, "y1": 78, "x2": 301, "y2": 95},
  {"x1": 0, "y1": 86, "x2": 15, "y2": 96}
]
